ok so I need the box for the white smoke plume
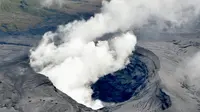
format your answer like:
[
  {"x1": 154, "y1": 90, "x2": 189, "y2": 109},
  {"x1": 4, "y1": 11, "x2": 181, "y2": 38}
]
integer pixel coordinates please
[
  {"x1": 30, "y1": 32, "x2": 136, "y2": 109},
  {"x1": 30, "y1": 0, "x2": 200, "y2": 110}
]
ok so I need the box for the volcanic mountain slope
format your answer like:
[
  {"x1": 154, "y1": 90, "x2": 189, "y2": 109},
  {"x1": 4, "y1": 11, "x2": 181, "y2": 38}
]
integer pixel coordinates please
[
  {"x1": 0, "y1": 0, "x2": 101, "y2": 32},
  {"x1": 1, "y1": 0, "x2": 200, "y2": 112},
  {"x1": 0, "y1": 35, "x2": 200, "y2": 112},
  {"x1": 0, "y1": 0, "x2": 45, "y2": 32},
  {"x1": 139, "y1": 39, "x2": 200, "y2": 112}
]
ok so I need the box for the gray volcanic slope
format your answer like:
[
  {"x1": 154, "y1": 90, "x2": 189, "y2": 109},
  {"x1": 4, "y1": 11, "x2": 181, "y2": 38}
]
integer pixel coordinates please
[
  {"x1": 0, "y1": 35, "x2": 200, "y2": 112},
  {"x1": 139, "y1": 39, "x2": 200, "y2": 112},
  {"x1": 1, "y1": 0, "x2": 200, "y2": 112}
]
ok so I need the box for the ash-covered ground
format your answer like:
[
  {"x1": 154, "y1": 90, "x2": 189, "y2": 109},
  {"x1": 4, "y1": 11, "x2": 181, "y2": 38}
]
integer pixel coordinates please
[{"x1": 1, "y1": 0, "x2": 200, "y2": 112}]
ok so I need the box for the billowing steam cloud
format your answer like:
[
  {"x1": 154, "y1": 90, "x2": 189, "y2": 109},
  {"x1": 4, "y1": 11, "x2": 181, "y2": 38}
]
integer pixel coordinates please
[
  {"x1": 30, "y1": 0, "x2": 200, "y2": 110},
  {"x1": 30, "y1": 32, "x2": 136, "y2": 109}
]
